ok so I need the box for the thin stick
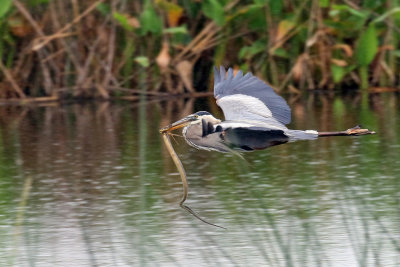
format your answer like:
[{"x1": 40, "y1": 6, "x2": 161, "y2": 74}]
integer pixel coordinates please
[
  {"x1": 101, "y1": 0, "x2": 117, "y2": 93},
  {"x1": 32, "y1": 0, "x2": 105, "y2": 51},
  {"x1": 13, "y1": 0, "x2": 58, "y2": 93},
  {"x1": 318, "y1": 125, "x2": 376, "y2": 137},
  {"x1": 13, "y1": 0, "x2": 46, "y2": 36},
  {"x1": 0, "y1": 60, "x2": 26, "y2": 98},
  {"x1": 161, "y1": 133, "x2": 226, "y2": 229}
]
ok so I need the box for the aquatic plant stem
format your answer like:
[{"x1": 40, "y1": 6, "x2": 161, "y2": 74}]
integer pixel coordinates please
[
  {"x1": 161, "y1": 133, "x2": 226, "y2": 229},
  {"x1": 359, "y1": 66, "x2": 369, "y2": 90},
  {"x1": 162, "y1": 133, "x2": 188, "y2": 205},
  {"x1": 318, "y1": 125, "x2": 375, "y2": 137}
]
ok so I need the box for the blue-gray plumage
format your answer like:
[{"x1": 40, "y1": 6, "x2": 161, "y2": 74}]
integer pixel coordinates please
[
  {"x1": 160, "y1": 66, "x2": 375, "y2": 152},
  {"x1": 214, "y1": 66, "x2": 291, "y2": 125}
]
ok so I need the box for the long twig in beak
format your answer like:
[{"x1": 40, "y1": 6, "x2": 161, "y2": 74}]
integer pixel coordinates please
[
  {"x1": 161, "y1": 132, "x2": 226, "y2": 230},
  {"x1": 159, "y1": 115, "x2": 197, "y2": 133}
]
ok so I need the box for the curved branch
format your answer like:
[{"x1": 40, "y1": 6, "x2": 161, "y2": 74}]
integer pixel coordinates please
[{"x1": 162, "y1": 133, "x2": 226, "y2": 230}]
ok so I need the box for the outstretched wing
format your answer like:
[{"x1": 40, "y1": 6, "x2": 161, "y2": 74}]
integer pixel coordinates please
[{"x1": 213, "y1": 66, "x2": 291, "y2": 126}]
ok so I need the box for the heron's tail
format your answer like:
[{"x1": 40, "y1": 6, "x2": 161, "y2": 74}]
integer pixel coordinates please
[{"x1": 286, "y1": 130, "x2": 318, "y2": 141}]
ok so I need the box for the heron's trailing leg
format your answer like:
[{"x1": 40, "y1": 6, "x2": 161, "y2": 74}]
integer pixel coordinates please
[
  {"x1": 161, "y1": 133, "x2": 226, "y2": 230},
  {"x1": 318, "y1": 125, "x2": 376, "y2": 137}
]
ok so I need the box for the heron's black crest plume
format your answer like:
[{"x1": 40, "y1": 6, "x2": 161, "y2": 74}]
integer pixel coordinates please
[{"x1": 195, "y1": 111, "x2": 212, "y2": 116}]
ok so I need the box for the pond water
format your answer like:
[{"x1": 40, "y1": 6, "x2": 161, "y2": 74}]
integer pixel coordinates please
[{"x1": 0, "y1": 93, "x2": 399, "y2": 266}]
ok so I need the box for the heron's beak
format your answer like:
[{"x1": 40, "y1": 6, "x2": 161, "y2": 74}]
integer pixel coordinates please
[{"x1": 159, "y1": 115, "x2": 197, "y2": 133}]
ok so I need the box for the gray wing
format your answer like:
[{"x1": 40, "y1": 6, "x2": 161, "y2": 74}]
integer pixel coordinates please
[{"x1": 214, "y1": 66, "x2": 291, "y2": 125}]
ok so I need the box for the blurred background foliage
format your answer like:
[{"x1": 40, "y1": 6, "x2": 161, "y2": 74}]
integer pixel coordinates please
[{"x1": 0, "y1": 0, "x2": 400, "y2": 100}]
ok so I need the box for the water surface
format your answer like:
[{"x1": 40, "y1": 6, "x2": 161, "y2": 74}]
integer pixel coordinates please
[{"x1": 0, "y1": 94, "x2": 399, "y2": 266}]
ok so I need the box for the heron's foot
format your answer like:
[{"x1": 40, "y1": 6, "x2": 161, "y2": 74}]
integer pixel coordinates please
[{"x1": 345, "y1": 125, "x2": 376, "y2": 136}]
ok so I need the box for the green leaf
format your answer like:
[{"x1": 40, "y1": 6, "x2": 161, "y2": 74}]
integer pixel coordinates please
[
  {"x1": 245, "y1": 4, "x2": 267, "y2": 31},
  {"x1": 331, "y1": 4, "x2": 369, "y2": 18},
  {"x1": 371, "y1": 7, "x2": 400, "y2": 24},
  {"x1": 319, "y1": 0, "x2": 329, "y2": 8},
  {"x1": 269, "y1": 0, "x2": 283, "y2": 16},
  {"x1": 96, "y1": 3, "x2": 111, "y2": 15},
  {"x1": 163, "y1": 25, "x2": 188, "y2": 34},
  {"x1": 393, "y1": 50, "x2": 400, "y2": 58},
  {"x1": 362, "y1": 0, "x2": 380, "y2": 9},
  {"x1": 272, "y1": 47, "x2": 289, "y2": 58},
  {"x1": 331, "y1": 64, "x2": 345, "y2": 83},
  {"x1": 202, "y1": 0, "x2": 225, "y2": 26},
  {"x1": 0, "y1": 0, "x2": 12, "y2": 18},
  {"x1": 156, "y1": 0, "x2": 182, "y2": 12},
  {"x1": 140, "y1": 7, "x2": 163, "y2": 35},
  {"x1": 113, "y1": 12, "x2": 134, "y2": 31},
  {"x1": 135, "y1": 56, "x2": 149, "y2": 67},
  {"x1": 239, "y1": 40, "x2": 266, "y2": 59},
  {"x1": 331, "y1": 64, "x2": 355, "y2": 83},
  {"x1": 355, "y1": 24, "x2": 378, "y2": 66}
]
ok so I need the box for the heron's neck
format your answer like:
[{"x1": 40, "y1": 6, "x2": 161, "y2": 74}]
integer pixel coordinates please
[{"x1": 182, "y1": 124, "x2": 203, "y2": 150}]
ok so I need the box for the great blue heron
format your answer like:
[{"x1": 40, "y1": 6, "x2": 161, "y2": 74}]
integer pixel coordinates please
[{"x1": 161, "y1": 66, "x2": 375, "y2": 152}]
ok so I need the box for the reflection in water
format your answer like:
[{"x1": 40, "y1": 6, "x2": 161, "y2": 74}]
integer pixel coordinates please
[{"x1": 0, "y1": 93, "x2": 398, "y2": 266}]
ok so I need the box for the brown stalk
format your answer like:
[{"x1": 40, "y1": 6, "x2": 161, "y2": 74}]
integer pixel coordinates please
[
  {"x1": 32, "y1": 0, "x2": 105, "y2": 51},
  {"x1": 269, "y1": 26, "x2": 302, "y2": 55},
  {"x1": 101, "y1": 0, "x2": 117, "y2": 97},
  {"x1": 71, "y1": 0, "x2": 84, "y2": 56},
  {"x1": 278, "y1": 66, "x2": 295, "y2": 92},
  {"x1": 297, "y1": 0, "x2": 317, "y2": 90},
  {"x1": 191, "y1": 30, "x2": 219, "y2": 55},
  {"x1": 36, "y1": 32, "x2": 77, "y2": 43},
  {"x1": 96, "y1": 84, "x2": 110, "y2": 99},
  {"x1": 117, "y1": 96, "x2": 140, "y2": 101},
  {"x1": 41, "y1": 48, "x2": 66, "y2": 63},
  {"x1": 176, "y1": 61, "x2": 195, "y2": 93},
  {"x1": 108, "y1": 86, "x2": 169, "y2": 96},
  {"x1": 161, "y1": 133, "x2": 226, "y2": 230},
  {"x1": 50, "y1": 1, "x2": 82, "y2": 72},
  {"x1": 0, "y1": 61, "x2": 26, "y2": 98},
  {"x1": 0, "y1": 96, "x2": 58, "y2": 105},
  {"x1": 77, "y1": 15, "x2": 120, "y2": 90},
  {"x1": 38, "y1": 50, "x2": 55, "y2": 95},
  {"x1": 372, "y1": 26, "x2": 395, "y2": 85},
  {"x1": 201, "y1": 30, "x2": 251, "y2": 52},
  {"x1": 92, "y1": 53, "x2": 120, "y2": 87},
  {"x1": 379, "y1": 61, "x2": 395, "y2": 83},
  {"x1": 78, "y1": 23, "x2": 119, "y2": 88},
  {"x1": 318, "y1": 125, "x2": 376, "y2": 137},
  {"x1": 13, "y1": 0, "x2": 45, "y2": 36},
  {"x1": 174, "y1": 22, "x2": 218, "y2": 63},
  {"x1": 76, "y1": 36, "x2": 102, "y2": 91},
  {"x1": 12, "y1": 50, "x2": 33, "y2": 89},
  {"x1": 264, "y1": 4, "x2": 279, "y2": 87},
  {"x1": 13, "y1": 0, "x2": 59, "y2": 93},
  {"x1": 317, "y1": 33, "x2": 332, "y2": 88}
]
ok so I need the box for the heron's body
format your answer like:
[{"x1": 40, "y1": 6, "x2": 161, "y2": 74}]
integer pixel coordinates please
[
  {"x1": 160, "y1": 67, "x2": 374, "y2": 152},
  {"x1": 182, "y1": 113, "x2": 317, "y2": 152}
]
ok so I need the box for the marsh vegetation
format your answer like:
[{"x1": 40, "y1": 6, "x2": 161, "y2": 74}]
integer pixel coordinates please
[{"x1": 0, "y1": 0, "x2": 399, "y2": 102}]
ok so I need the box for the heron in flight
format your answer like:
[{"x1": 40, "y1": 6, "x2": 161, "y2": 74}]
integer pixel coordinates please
[{"x1": 161, "y1": 67, "x2": 375, "y2": 152}]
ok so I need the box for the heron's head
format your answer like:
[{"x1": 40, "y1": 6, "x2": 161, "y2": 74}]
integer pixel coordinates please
[{"x1": 160, "y1": 111, "x2": 220, "y2": 133}]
